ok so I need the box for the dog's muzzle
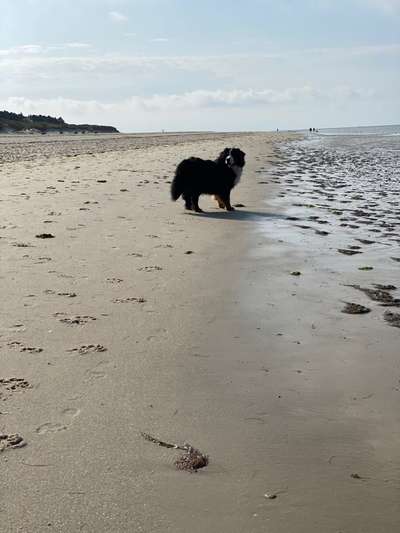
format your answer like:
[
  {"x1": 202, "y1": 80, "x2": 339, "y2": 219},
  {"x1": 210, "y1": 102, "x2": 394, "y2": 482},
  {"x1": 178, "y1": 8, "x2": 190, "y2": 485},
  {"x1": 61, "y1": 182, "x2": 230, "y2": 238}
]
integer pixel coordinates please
[{"x1": 225, "y1": 151, "x2": 233, "y2": 166}]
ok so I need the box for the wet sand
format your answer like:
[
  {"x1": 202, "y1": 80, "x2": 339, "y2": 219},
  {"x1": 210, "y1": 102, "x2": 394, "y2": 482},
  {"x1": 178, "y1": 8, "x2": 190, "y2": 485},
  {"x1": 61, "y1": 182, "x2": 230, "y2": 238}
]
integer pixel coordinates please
[{"x1": 1, "y1": 131, "x2": 400, "y2": 532}]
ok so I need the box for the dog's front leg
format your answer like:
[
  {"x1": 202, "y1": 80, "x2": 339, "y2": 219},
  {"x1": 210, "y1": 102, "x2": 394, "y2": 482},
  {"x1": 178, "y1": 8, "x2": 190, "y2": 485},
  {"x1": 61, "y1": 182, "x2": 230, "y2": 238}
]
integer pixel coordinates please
[
  {"x1": 221, "y1": 193, "x2": 235, "y2": 211},
  {"x1": 183, "y1": 193, "x2": 193, "y2": 210},
  {"x1": 192, "y1": 195, "x2": 204, "y2": 213}
]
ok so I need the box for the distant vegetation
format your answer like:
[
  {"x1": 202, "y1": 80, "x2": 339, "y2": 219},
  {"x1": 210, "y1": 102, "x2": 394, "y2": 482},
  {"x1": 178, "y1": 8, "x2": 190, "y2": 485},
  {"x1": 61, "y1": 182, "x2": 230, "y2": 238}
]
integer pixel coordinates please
[{"x1": 0, "y1": 110, "x2": 119, "y2": 134}]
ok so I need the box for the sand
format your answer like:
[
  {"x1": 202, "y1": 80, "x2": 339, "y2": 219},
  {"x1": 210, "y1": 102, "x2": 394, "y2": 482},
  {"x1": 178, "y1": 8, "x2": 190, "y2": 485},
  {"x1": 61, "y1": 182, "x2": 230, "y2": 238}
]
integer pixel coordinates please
[{"x1": 1, "y1": 131, "x2": 400, "y2": 532}]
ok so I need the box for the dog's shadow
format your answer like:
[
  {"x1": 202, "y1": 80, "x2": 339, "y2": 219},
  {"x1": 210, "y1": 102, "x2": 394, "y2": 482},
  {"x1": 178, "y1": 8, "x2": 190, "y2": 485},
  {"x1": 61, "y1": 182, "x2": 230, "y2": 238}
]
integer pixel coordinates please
[{"x1": 188, "y1": 209, "x2": 285, "y2": 221}]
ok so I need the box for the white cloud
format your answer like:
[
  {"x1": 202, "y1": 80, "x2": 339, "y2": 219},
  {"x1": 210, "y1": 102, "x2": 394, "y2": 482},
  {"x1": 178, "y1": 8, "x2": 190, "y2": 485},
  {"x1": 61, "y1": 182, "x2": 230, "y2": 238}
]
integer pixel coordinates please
[
  {"x1": 0, "y1": 43, "x2": 92, "y2": 57},
  {"x1": 362, "y1": 0, "x2": 400, "y2": 13},
  {"x1": 109, "y1": 10, "x2": 128, "y2": 22},
  {"x1": 0, "y1": 86, "x2": 374, "y2": 117},
  {"x1": 0, "y1": 86, "x2": 385, "y2": 132},
  {"x1": 138, "y1": 87, "x2": 316, "y2": 109},
  {"x1": 0, "y1": 44, "x2": 45, "y2": 56},
  {"x1": 150, "y1": 38, "x2": 169, "y2": 43},
  {"x1": 64, "y1": 43, "x2": 92, "y2": 49},
  {"x1": 1, "y1": 44, "x2": 398, "y2": 81}
]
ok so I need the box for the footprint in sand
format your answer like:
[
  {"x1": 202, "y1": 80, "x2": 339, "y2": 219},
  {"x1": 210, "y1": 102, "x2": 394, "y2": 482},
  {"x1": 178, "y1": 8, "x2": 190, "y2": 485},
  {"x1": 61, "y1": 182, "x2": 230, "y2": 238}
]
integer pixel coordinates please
[
  {"x1": 0, "y1": 378, "x2": 31, "y2": 400},
  {"x1": 7, "y1": 341, "x2": 43, "y2": 353},
  {"x1": 67, "y1": 344, "x2": 107, "y2": 355},
  {"x1": 36, "y1": 422, "x2": 68, "y2": 434},
  {"x1": 44, "y1": 289, "x2": 77, "y2": 298},
  {"x1": 36, "y1": 407, "x2": 81, "y2": 435},
  {"x1": 54, "y1": 313, "x2": 97, "y2": 325},
  {"x1": 138, "y1": 266, "x2": 163, "y2": 272},
  {"x1": 85, "y1": 361, "x2": 111, "y2": 381},
  {"x1": 35, "y1": 257, "x2": 52, "y2": 264},
  {"x1": 0, "y1": 433, "x2": 27, "y2": 451},
  {"x1": 128, "y1": 252, "x2": 143, "y2": 258},
  {"x1": 112, "y1": 297, "x2": 146, "y2": 304}
]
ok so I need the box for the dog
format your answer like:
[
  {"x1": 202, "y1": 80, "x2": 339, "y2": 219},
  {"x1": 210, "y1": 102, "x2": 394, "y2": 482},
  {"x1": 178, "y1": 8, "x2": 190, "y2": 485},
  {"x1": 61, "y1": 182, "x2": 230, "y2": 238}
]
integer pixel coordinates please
[{"x1": 170, "y1": 147, "x2": 245, "y2": 213}]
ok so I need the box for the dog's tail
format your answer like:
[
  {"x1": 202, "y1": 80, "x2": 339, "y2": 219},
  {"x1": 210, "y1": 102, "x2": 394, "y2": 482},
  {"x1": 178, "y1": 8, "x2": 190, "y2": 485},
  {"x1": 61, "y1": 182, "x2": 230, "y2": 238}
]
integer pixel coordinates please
[{"x1": 170, "y1": 162, "x2": 185, "y2": 201}]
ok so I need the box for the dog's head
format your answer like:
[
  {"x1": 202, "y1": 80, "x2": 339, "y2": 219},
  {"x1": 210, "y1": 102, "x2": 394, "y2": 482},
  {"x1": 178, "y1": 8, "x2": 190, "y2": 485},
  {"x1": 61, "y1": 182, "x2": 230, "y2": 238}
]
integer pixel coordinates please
[{"x1": 218, "y1": 147, "x2": 246, "y2": 168}]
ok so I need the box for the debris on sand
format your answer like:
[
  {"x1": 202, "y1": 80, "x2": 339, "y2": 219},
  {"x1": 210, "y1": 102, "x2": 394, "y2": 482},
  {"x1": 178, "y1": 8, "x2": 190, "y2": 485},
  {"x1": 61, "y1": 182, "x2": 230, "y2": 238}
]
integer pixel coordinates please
[
  {"x1": 35, "y1": 233, "x2": 55, "y2": 239},
  {"x1": 140, "y1": 432, "x2": 209, "y2": 472},
  {"x1": 290, "y1": 271, "x2": 302, "y2": 276},
  {"x1": 175, "y1": 447, "x2": 209, "y2": 472},
  {"x1": 384, "y1": 311, "x2": 400, "y2": 328},
  {"x1": 338, "y1": 248, "x2": 362, "y2": 255},
  {"x1": 346, "y1": 284, "x2": 400, "y2": 307},
  {"x1": 356, "y1": 239, "x2": 375, "y2": 245},
  {"x1": 373, "y1": 284, "x2": 397, "y2": 291},
  {"x1": 342, "y1": 302, "x2": 371, "y2": 315},
  {"x1": 358, "y1": 266, "x2": 373, "y2": 271},
  {"x1": 264, "y1": 493, "x2": 278, "y2": 500}
]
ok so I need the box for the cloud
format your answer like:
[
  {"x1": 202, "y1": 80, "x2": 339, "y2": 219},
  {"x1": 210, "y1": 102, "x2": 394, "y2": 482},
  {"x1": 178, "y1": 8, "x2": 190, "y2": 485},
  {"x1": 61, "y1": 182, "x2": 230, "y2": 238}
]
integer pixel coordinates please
[
  {"x1": 0, "y1": 86, "x2": 374, "y2": 117},
  {"x1": 64, "y1": 43, "x2": 92, "y2": 49},
  {"x1": 362, "y1": 0, "x2": 400, "y2": 13},
  {"x1": 0, "y1": 43, "x2": 92, "y2": 57},
  {"x1": 1, "y1": 43, "x2": 398, "y2": 79},
  {"x1": 0, "y1": 44, "x2": 45, "y2": 56},
  {"x1": 0, "y1": 85, "x2": 384, "y2": 132},
  {"x1": 150, "y1": 38, "x2": 169, "y2": 43},
  {"x1": 109, "y1": 10, "x2": 128, "y2": 22},
  {"x1": 138, "y1": 87, "x2": 316, "y2": 109}
]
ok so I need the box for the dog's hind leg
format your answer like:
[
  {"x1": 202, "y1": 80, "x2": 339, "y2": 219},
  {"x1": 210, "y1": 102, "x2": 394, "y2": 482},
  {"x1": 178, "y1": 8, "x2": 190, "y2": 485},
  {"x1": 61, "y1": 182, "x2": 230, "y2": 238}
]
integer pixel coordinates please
[
  {"x1": 214, "y1": 195, "x2": 226, "y2": 209},
  {"x1": 220, "y1": 192, "x2": 235, "y2": 211},
  {"x1": 192, "y1": 195, "x2": 204, "y2": 213}
]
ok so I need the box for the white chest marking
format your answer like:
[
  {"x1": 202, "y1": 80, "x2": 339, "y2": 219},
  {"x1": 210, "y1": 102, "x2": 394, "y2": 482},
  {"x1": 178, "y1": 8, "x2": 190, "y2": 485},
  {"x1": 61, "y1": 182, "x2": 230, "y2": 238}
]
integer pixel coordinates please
[{"x1": 231, "y1": 165, "x2": 243, "y2": 186}]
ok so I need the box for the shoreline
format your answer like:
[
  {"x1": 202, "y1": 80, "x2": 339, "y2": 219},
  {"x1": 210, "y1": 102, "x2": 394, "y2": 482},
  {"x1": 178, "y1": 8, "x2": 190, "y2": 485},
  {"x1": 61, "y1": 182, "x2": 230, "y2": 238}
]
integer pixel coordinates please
[{"x1": 2, "y1": 131, "x2": 399, "y2": 532}]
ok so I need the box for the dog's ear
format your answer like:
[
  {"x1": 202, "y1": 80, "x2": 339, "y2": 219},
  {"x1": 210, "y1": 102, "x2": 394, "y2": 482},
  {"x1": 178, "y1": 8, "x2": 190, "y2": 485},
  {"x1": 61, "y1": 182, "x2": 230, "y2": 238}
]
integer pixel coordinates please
[{"x1": 216, "y1": 147, "x2": 230, "y2": 163}]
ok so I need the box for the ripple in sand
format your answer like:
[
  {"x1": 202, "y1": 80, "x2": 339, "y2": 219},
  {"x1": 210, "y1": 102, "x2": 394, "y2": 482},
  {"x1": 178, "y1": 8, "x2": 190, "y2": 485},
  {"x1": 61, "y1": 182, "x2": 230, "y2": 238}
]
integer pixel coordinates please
[
  {"x1": 341, "y1": 303, "x2": 371, "y2": 315},
  {"x1": 384, "y1": 310, "x2": 400, "y2": 328}
]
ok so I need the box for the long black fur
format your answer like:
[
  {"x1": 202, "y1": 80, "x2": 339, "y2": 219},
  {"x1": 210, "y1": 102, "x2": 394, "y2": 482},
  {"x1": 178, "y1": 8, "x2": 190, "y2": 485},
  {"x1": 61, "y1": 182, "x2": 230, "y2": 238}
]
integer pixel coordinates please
[{"x1": 171, "y1": 147, "x2": 245, "y2": 212}]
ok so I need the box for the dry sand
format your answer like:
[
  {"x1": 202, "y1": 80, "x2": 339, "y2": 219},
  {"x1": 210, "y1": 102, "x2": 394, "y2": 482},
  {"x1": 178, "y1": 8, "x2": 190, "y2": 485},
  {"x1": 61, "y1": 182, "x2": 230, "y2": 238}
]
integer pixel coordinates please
[{"x1": 1, "y1": 132, "x2": 399, "y2": 532}]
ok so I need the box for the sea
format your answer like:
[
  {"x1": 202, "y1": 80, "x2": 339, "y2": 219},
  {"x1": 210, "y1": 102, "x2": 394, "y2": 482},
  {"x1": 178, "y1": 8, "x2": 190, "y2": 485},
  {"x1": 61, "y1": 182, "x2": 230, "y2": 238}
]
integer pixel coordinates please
[
  {"x1": 293, "y1": 124, "x2": 400, "y2": 198},
  {"x1": 260, "y1": 124, "x2": 400, "y2": 261}
]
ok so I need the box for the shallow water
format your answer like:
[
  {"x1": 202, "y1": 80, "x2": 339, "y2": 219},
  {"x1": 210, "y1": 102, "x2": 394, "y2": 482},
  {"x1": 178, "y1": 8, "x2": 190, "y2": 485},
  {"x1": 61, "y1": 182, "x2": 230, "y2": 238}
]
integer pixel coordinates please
[
  {"x1": 264, "y1": 131, "x2": 400, "y2": 250},
  {"x1": 253, "y1": 130, "x2": 400, "y2": 328}
]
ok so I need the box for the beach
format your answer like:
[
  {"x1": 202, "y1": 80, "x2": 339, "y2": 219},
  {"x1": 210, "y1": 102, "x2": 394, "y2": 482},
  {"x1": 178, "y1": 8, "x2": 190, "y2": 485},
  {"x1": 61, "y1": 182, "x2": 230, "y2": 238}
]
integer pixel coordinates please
[{"x1": 1, "y1": 131, "x2": 400, "y2": 533}]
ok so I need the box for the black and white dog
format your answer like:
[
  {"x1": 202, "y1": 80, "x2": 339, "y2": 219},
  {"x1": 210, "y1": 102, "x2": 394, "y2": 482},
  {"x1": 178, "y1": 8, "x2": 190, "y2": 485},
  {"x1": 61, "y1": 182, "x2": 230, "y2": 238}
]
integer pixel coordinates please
[{"x1": 171, "y1": 147, "x2": 245, "y2": 213}]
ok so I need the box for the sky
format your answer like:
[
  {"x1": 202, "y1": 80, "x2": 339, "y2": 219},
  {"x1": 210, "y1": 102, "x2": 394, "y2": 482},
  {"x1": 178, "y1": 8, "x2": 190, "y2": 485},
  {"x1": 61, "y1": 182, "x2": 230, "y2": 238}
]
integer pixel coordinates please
[{"x1": 0, "y1": 0, "x2": 399, "y2": 132}]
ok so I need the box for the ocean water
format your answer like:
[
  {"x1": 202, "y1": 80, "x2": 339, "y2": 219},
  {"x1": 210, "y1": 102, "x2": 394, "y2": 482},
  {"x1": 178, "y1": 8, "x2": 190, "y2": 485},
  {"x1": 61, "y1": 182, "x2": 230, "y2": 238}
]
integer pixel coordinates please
[
  {"x1": 315, "y1": 124, "x2": 400, "y2": 137},
  {"x1": 259, "y1": 124, "x2": 400, "y2": 258}
]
